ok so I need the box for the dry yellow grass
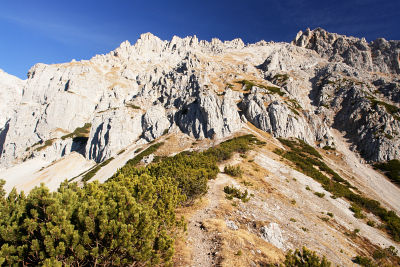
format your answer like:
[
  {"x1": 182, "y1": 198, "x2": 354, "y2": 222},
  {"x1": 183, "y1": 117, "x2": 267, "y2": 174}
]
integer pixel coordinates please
[{"x1": 203, "y1": 218, "x2": 285, "y2": 266}]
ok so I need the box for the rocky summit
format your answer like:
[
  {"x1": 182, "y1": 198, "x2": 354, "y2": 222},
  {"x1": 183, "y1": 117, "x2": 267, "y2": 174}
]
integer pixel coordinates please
[
  {"x1": 1, "y1": 28, "x2": 400, "y2": 266},
  {"x1": 1, "y1": 28, "x2": 399, "y2": 169}
]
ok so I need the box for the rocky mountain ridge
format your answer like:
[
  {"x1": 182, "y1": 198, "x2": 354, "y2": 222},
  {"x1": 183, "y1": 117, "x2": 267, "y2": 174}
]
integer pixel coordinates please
[{"x1": 1, "y1": 28, "x2": 400, "y2": 170}]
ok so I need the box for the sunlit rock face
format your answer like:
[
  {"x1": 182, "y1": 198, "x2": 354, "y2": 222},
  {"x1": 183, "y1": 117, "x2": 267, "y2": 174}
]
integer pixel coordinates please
[{"x1": 1, "y1": 28, "x2": 400, "y2": 168}]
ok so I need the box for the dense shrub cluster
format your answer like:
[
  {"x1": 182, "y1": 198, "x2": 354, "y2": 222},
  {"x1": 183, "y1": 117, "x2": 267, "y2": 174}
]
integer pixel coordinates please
[
  {"x1": 223, "y1": 186, "x2": 249, "y2": 202},
  {"x1": 275, "y1": 138, "x2": 400, "y2": 242},
  {"x1": 224, "y1": 165, "x2": 243, "y2": 177},
  {"x1": 116, "y1": 135, "x2": 259, "y2": 202},
  {"x1": 0, "y1": 135, "x2": 260, "y2": 265},
  {"x1": 0, "y1": 174, "x2": 184, "y2": 266},
  {"x1": 284, "y1": 247, "x2": 331, "y2": 267}
]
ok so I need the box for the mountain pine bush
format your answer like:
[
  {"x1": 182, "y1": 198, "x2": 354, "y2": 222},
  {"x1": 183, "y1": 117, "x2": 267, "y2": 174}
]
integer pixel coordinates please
[{"x1": 0, "y1": 135, "x2": 259, "y2": 265}]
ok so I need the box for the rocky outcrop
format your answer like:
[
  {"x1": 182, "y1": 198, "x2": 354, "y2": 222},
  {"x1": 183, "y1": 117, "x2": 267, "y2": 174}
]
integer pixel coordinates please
[
  {"x1": 0, "y1": 70, "x2": 24, "y2": 130},
  {"x1": 142, "y1": 105, "x2": 170, "y2": 141},
  {"x1": 260, "y1": 223, "x2": 285, "y2": 250},
  {"x1": 293, "y1": 28, "x2": 400, "y2": 74},
  {"x1": 86, "y1": 108, "x2": 143, "y2": 162},
  {"x1": 1, "y1": 28, "x2": 399, "y2": 168}
]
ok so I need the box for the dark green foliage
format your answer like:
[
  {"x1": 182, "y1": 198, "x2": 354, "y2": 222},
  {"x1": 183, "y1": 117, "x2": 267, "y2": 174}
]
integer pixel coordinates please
[
  {"x1": 126, "y1": 142, "x2": 164, "y2": 166},
  {"x1": 0, "y1": 135, "x2": 260, "y2": 265},
  {"x1": 322, "y1": 146, "x2": 335, "y2": 151},
  {"x1": 350, "y1": 203, "x2": 366, "y2": 219},
  {"x1": 374, "y1": 159, "x2": 400, "y2": 186},
  {"x1": 277, "y1": 138, "x2": 322, "y2": 159},
  {"x1": 353, "y1": 256, "x2": 377, "y2": 267},
  {"x1": 236, "y1": 80, "x2": 256, "y2": 91},
  {"x1": 276, "y1": 138, "x2": 400, "y2": 242},
  {"x1": 224, "y1": 165, "x2": 243, "y2": 177},
  {"x1": 367, "y1": 220, "x2": 376, "y2": 227},
  {"x1": 284, "y1": 247, "x2": 331, "y2": 267},
  {"x1": 224, "y1": 186, "x2": 249, "y2": 202},
  {"x1": 117, "y1": 135, "x2": 258, "y2": 202},
  {"x1": 61, "y1": 123, "x2": 92, "y2": 140},
  {"x1": 81, "y1": 157, "x2": 114, "y2": 182},
  {"x1": 0, "y1": 173, "x2": 184, "y2": 266},
  {"x1": 117, "y1": 149, "x2": 126, "y2": 155},
  {"x1": 314, "y1": 192, "x2": 325, "y2": 198}
]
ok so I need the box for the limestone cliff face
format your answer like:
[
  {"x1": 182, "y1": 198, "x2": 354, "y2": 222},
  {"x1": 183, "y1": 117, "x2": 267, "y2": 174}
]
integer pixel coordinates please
[
  {"x1": 1, "y1": 29, "x2": 399, "y2": 168},
  {"x1": 293, "y1": 27, "x2": 400, "y2": 74}
]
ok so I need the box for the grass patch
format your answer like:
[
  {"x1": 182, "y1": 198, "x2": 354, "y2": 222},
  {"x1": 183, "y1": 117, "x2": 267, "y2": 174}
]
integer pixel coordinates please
[
  {"x1": 235, "y1": 80, "x2": 285, "y2": 96},
  {"x1": 125, "y1": 142, "x2": 164, "y2": 166},
  {"x1": 35, "y1": 139, "x2": 55, "y2": 152},
  {"x1": 81, "y1": 157, "x2": 114, "y2": 182},
  {"x1": 61, "y1": 123, "x2": 91, "y2": 140}
]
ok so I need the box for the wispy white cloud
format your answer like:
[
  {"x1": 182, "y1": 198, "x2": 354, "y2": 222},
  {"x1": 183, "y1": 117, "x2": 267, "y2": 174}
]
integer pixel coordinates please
[{"x1": 0, "y1": 13, "x2": 116, "y2": 47}]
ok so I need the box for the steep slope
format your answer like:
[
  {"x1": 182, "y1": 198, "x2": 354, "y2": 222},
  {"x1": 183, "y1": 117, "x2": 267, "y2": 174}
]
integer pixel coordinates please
[{"x1": 1, "y1": 28, "x2": 399, "y2": 193}]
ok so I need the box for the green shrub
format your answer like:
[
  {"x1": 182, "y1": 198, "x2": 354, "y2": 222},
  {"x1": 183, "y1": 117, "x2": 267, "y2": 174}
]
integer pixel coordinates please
[
  {"x1": 224, "y1": 165, "x2": 243, "y2": 177},
  {"x1": 0, "y1": 135, "x2": 262, "y2": 266},
  {"x1": 125, "y1": 142, "x2": 164, "y2": 166},
  {"x1": 224, "y1": 186, "x2": 250, "y2": 202},
  {"x1": 350, "y1": 203, "x2": 366, "y2": 219},
  {"x1": 81, "y1": 157, "x2": 114, "y2": 182},
  {"x1": 314, "y1": 192, "x2": 325, "y2": 198},
  {"x1": 285, "y1": 247, "x2": 331, "y2": 267},
  {"x1": 374, "y1": 159, "x2": 400, "y2": 186},
  {"x1": 0, "y1": 173, "x2": 184, "y2": 266},
  {"x1": 353, "y1": 255, "x2": 377, "y2": 267}
]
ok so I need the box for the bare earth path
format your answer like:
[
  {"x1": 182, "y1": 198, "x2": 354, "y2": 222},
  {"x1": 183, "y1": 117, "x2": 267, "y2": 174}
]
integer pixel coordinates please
[{"x1": 186, "y1": 173, "x2": 231, "y2": 267}]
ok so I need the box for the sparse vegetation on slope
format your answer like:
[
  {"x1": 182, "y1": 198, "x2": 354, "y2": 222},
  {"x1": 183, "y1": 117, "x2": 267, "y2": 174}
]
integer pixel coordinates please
[
  {"x1": 235, "y1": 80, "x2": 285, "y2": 96},
  {"x1": 374, "y1": 159, "x2": 400, "y2": 186},
  {"x1": 81, "y1": 157, "x2": 114, "y2": 182},
  {"x1": 275, "y1": 138, "x2": 400, "y2": 242},
  {"x1": 284, "y1": 247, "x2": 331, "y2": 267}
]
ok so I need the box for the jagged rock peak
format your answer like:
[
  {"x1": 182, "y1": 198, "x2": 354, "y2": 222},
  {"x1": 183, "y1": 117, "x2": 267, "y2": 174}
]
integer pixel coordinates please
[
  {"x1": 293, "y1": 27, "x2": 400, "y2": 74},
  {"x1": 112, "y1": 32, "x2": 247, "y2": 59}
]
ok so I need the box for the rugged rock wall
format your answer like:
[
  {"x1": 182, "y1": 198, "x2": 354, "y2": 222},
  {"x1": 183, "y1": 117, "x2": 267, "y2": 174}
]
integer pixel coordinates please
[
  {"x1": 293, "y1": 28, "x2": 400, "y2": 74},
  {"x1": 0, "y1": 29, "x2": 399, "y2": 168}
]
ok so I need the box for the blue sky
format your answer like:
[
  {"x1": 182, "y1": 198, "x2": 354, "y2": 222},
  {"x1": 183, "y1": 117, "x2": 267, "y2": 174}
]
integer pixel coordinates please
[{"x1": 1, "y1": 0, "x2": 399, "y2": 79}]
